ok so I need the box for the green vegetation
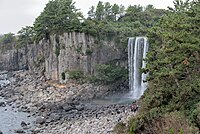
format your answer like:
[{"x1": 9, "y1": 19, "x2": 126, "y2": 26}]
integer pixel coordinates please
[
  {"x1": 17, "y1": 26, "x2": 34, "y2": 48},
  {"x1": 125, "y1": 0, "x2": 200, "y2": 133},
  {"x1": 30, "y1": 0, "x2": 165, "y2": 48},
  {"x1": 0, "y1": 33, "x2": 16, "y2": 52},
  {"x1": 1, "y1": 0, "x2": 165, "y2": 52},
  {"x1": 85, "y1": 48, "x2": 93, "y2": 55},
  {"x1": 96, "y1": 64, "x2": 128, "y2": 83},
  {"x1": 114, "y1": 122, "x2": 127, "y2": 134},
  {"x1": 0, "y1": 33, "x2": 15, "y2": 44},
  {"x1": 33, "y1": 0, "x2": 83, "y2": 42},
  {"x1": 2, "y1": 1, "x2": 199, "y2": 133},
  {"x1": 68, "y1": 69, "x2": 84, "y2": 80}
]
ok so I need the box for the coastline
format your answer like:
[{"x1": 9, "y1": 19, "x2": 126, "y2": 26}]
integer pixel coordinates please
[{"x1": 0, "y1": 71, "x2": 135, "y2": 134}]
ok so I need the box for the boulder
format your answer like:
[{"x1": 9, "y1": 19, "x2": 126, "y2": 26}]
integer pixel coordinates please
[
  {"x1": 62, "y1": 104, "x2": 74, "y2": 112},
  {"x1": 14, "y1": 129, "x2": 25, "y2": 133},
  {"x1": 75, "y1": 105, "x2": 84, "y2": 111},
  {"x1": 21, "y1": 121, "x2": 28, "y2": 129},
  {"x1": 0, "y1": 102, "x2": 6, "y2": 107},
  {"x1": 35, "y1": 117, "x2": 46, "y2": 124}
]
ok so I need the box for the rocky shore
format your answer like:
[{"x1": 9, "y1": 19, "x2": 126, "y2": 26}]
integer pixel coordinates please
[{"x1": 0, "y1": 71, "x2": 135, "y2": 134}]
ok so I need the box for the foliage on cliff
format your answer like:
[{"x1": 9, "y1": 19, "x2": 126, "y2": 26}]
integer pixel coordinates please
[
  {"x1": 125, "y1": 0, "x2": 200, "y2": 133},
  {"x1": 30, "y1": 0, "x2": 165, "y2": 46},
  {"x1": 96, "y1": 64, "x2": 128, "y2": 83},
  {"x1": 33, "y1": 0, "x2": 83, "y2": 42},
  {"x1": 1, "y1": 0, "x2": 166, "y2": 51},
  {"x1": 0, "y1": 0, "x2": 166, "y2": 85},
  {"x1": 0, "y1": 33, "x2": 17, "y2": 52}
]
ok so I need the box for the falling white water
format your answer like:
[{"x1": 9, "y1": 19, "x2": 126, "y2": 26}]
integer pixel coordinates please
[{"x1": 128, "y1": 37, "x2": 149, "y2": 100}]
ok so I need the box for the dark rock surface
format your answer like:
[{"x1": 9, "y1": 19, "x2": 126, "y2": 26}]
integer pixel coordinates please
[
  {"x1": 35, "y1": 117, "x2": 46, "y2": 125},
  {"x1": 0, "y1": 71, "x2": 133, "y2": 134},
  {"x1": 14, "y1": 128, "x2": 25, "y2": 133},
  {"x1": 0, "y1": 102, "x2": 6, "y2": 107}
]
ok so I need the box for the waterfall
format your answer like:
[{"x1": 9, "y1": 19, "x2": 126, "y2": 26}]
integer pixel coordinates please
[{"x1": 128, "y1": 37, "x2": 149, "y2": 100}]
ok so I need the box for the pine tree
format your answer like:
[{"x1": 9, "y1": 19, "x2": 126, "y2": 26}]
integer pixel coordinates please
[{"x1": 95, "y1": 1, "x2": 104, "y2": 21}]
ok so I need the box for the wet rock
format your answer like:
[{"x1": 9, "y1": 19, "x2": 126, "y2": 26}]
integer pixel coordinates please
[
  {"x1": 0, "y1": 130, "x2": 3, "y2": 134},
  {"x1": 0, "y1": 102, "x2": 6, "y2": 107},
  {"x1": 14, "y1": 128, "x2": 25, "y2": 133},
  {"x1": 75, "y1": 105, "x2": 84, "y2": 111},
  {"x1": 62, "y1": 104, "x2": 74, "y2": 112},
  {"x1": 35, "y1": 117, "x2": 46, "y2": 124},
  {"x1": 30, "y1": 129, "x2": 41, "y2": 134},
  {"x1": 117, "y1": 110, "x2": 121, "y2": 114},
  {"x1": 0, "y1": 71, "x2": 133, "y2": 133},
  {"x1": 50, "y1": 113, "x2": 61, "y2": 122},
  {"x1": 21, "y1": 121, "x2": 27, "y2": 128}
]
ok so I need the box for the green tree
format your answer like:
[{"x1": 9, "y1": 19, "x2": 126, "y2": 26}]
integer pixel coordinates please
[
  {"x1": 17, "y1": 26, "x2": 34, "y2": 47},
  {"x1": 33, "y1": 0, "x2": 59, "y2": 42},
  {"x1": 95, "y1": 1, "x2": 104, "y2": 21},
  {"x1": 0, "y1": 33, "x2": 16, "y2": 52},
  {"x1": 126, "y1": 5, "x2": 143, "y2": 14},
  {"x1": 127, "y1": 0, "x2": 200, "y2": 133},
  {"x1": 111, "y1": 4, "x2": 120, "y2": 21},
  {"x1": 57, "y1": 0, "x2": 83, "y2": 32},
  {"x1": 119, "y1": 4, "x2": 125, "y2": 17},
  {"x1": 33, "y1": 0, "x2": 83, "y2": 42},
  {"x1": 145, "y1": 4, "x2": 154, "y2": 11},
  {"x1": 0, "y1": 33, "x2": 15, "y2": 44},
  {"x1": 87, "y1": 6, "x2": 95, "y2": 19},
  {"x1": 104, "y1": 2, "x2": 112, "y2": 20}
]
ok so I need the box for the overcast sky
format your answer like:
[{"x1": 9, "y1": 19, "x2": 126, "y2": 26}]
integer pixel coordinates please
[{"x1": 0, "y1": 0, "x2": 175, "y2": 34}]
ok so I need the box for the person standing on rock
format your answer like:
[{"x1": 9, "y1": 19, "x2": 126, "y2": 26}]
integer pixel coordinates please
[{"x1": 131, "y1": 100, "x2": 139, "y2": 112}]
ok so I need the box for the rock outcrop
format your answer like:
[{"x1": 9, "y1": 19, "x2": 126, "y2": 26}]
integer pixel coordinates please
[{"x1": 0, "y1": 32, "x2": 126, "y2": 83}]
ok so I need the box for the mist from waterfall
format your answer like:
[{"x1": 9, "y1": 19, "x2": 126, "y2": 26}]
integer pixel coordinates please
[{"x1": 128, "y1": 37, "x2": 149, "y2": 100}]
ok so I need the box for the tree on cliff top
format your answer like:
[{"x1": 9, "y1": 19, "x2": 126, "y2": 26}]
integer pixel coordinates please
[
  {"x1": 33, "y1": 0, "x2": 83, "y2": 42},
  {"x1": 0, "y1": 33, "x2": 16, "y2": 52},
  {"x1": 0, "y1": 33, "x2": 15, "y2": 45},
  {"x1": 17, "y1": 26, "x2": 34, "y2": 47}
]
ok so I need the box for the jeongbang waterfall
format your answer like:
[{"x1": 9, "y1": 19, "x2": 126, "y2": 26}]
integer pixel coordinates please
[{"x1": 128, "y1": 37, "x2": 149, "y2": 100}]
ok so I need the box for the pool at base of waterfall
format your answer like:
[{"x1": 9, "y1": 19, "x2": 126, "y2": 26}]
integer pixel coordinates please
[{"x1": 91, "y1": 92, "x2": 137, "y2": 105}]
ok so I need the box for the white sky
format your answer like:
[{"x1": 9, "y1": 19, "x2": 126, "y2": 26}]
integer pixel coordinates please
[{"x1": 0, "y1": 0, "x2": 175, "y2": 34}]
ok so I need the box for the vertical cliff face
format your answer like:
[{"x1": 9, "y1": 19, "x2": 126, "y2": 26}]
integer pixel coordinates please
[
  {"x1": 43, "y1": 32, "x2": 124, "y2": 83},
  {"x1": 0, "y1": 48, "x2": 27, "y2": 71},
  {"x1": 0, "y1": 32, "x2": 125, "y2": 83}
]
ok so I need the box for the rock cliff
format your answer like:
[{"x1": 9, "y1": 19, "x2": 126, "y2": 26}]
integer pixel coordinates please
[
  {"x1": 0, "y1": 32, "x2": 126, "y2": 83},
  {"x1": 0, "y1": 48, "x2": 27, "y2": 71}
]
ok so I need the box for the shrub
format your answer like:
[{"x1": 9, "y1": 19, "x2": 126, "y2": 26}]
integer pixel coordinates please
[
  {"x1": 85, "y1": 75, "x2": 98, "y2": 83},
  {"x1": 96, "y1": 64, "x2": 128, "y2": 83},
  {"x1": 114, "y1": 122, "x2": 127, "y2": 134},
  {"x1": 129, "y1": 109, "x2": 199, "y2": 134},
  {"x1": 68, "y1": 70, "x2": 84, "y2": 80},
  {"x1": 86, "y1": 48, "x2": 93, "y2": 55}
]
